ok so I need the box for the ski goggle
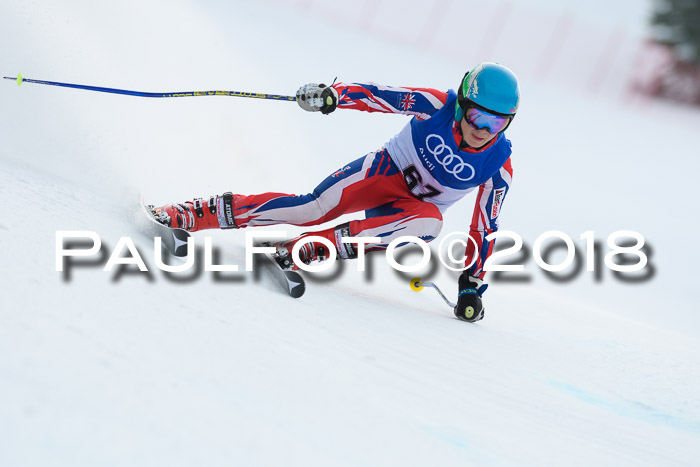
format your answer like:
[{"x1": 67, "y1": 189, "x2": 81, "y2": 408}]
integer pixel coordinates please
[{"x1": 464, "y1": 106, "x2": 511, "y2": 134}]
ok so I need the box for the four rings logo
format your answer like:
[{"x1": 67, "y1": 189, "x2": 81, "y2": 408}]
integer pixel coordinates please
[{"x1": 425, "y1": 134, "x2": 475, "y2": 182}]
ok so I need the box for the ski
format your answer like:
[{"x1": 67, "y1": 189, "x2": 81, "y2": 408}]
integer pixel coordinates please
[
  {"x1": 136, "y1": 196, "x2": 304, "y2": 297},
  {"x1": 137, "y1": 195, "x2": 191, "y2": 257},
  {"x1": 254, "y1": 240, "x2": 306, "y2": 298}
]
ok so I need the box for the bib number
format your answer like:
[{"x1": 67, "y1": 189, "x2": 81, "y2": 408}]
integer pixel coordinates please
[{"x1": 403, "y1": 165, "x2": 442, "y2": 200}]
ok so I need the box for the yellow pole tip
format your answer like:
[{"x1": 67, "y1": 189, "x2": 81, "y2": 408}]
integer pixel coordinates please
[{"x1": 409, "y1": 277, "x2": 424, "y2": 292}]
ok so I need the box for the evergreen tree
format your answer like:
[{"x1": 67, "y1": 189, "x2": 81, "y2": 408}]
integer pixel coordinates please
[{"x1": 652, "y1": 0, "x2": 700, "y2": 64}]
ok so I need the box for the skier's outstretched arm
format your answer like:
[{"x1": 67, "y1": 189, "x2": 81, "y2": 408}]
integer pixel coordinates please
[
  {"x1": 296, "y1": 81, "x2": 449, "y2": 119},
  {"x1": 454, "y1": 158, "x2": 514, "y2": 322}
]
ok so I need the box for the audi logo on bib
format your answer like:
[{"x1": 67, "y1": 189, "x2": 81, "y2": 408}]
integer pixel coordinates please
[{"x1": 426, "y1": 134, "x2": 475, "y2": 182}]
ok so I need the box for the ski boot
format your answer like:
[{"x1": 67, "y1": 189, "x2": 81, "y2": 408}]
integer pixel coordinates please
[
  {"x1": 153, "y1": 193, "x2": 237, "y2": 232},
  {"x1": 273, "y1": 234, "x2": 333, "y2": 271}
]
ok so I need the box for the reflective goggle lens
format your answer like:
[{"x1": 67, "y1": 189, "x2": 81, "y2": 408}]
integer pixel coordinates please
[{"x1": 465, "y1": 107, "x2": 510, "y2": 134}]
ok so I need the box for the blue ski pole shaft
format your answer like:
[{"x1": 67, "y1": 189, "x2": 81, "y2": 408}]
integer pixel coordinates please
[{"x1": 3, "y1": 75, "x2": 297, "y2": 102}]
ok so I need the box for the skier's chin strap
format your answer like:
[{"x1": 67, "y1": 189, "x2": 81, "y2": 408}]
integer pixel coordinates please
[
  {"x1": 454, "y1": 121, "x2": 474, "y2": 150},
  {"x1": 458, "y1": 128, "x2": 471, "y2": 150}
]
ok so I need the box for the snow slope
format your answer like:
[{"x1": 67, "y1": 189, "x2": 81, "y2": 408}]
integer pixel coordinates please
[{"x1": 2, "y1": 1, "x2": 700, "y2": 466}]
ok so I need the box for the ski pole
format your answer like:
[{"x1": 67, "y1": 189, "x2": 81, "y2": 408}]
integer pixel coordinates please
[
  {"x1": 409, "y1": 277, "x2": 457, "y2": 308},
  {"x1": 3, "y1": 73, "x2": 296, "y2": 102}
]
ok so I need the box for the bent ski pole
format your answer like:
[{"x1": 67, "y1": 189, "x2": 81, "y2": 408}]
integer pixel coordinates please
[
  {"x1": 409, "y1": 277, "x2": 457, "y2": 308},
  {"x1": 3, "y1": 74, "x2": 296, "y2": 101}
]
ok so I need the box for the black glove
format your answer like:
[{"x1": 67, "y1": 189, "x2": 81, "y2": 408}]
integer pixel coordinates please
[
  {"x1": 453, "y1": 273, "x2": 487, "y2": 322},
  {"x1": 296, "y1": 83, "x2": 339, "y2": 114}
]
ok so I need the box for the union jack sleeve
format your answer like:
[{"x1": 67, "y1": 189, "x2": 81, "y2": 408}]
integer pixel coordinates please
[
  {"x1": 465, "y1": 158, "x2": 514, "y2": 280},
  {"x1": 332, "y1": 82, "x2": 449, "y2": 120}
]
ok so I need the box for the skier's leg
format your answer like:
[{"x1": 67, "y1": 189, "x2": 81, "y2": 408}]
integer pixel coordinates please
[
  {"x1": 230, "y1": 149, "x2": 407, "y2": 228},
  {"x1": 276, "y1": 197, "x2": 443, "y2": 269},
  {"x1": 154, "y1": 149, "x2": 406, "y2": 232}
]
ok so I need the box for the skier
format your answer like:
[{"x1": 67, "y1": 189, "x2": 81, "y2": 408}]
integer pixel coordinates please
[{"x1": 153, "y1": 62, "x2": 520, "y2": 322}]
